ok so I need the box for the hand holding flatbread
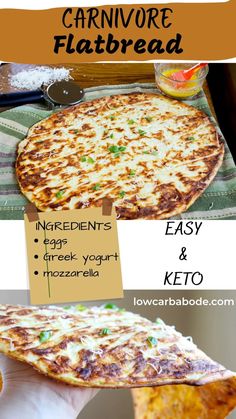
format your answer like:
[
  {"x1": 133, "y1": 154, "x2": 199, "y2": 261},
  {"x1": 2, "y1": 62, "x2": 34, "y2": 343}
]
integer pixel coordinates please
[{"x1": 0, "y1": 353, "x2": 98, "y2": 418}]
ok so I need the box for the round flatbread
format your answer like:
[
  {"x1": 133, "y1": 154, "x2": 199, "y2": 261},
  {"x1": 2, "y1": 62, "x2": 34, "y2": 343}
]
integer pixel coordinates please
[{"x1": 16, "y1": 93, "x2": 224, "y2": 219}]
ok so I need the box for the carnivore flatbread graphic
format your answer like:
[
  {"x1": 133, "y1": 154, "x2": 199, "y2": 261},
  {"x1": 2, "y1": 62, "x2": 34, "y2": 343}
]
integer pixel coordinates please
[
  {"x1": 0, "y1": 304, "x2": 233, "y2": 388},
  {"x1": 16, "y1": 93, "x2": 224, "y2": 219},
  {"x1": 132, "y1": 377, "x2": 236, "y2": 418}
]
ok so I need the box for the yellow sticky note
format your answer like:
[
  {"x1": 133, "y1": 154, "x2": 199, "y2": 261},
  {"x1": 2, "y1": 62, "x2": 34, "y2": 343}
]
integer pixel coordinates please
[{"x1": 24, "y1": 206, "x2": 123, "y2": 305}]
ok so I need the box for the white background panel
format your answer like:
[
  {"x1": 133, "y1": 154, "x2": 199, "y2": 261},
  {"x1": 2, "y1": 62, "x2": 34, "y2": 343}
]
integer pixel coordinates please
[{"x1": 0, "y1": 220, "x2": 234, "y2": 290}]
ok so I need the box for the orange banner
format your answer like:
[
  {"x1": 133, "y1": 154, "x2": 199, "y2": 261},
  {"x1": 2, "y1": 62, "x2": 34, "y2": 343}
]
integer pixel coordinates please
[{"x1": 0, "y1": 2, "x2": 235, "y2": 63}]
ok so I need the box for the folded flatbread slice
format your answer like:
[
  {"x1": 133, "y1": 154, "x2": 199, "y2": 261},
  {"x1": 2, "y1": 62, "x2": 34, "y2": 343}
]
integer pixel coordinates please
[
  {"x1": 16, "y1": 93, "x2": 224, "y2": 219},
  {"x1": 132, "y1": 377, "x2": 236, "y2": 418},
  {"x1": 0, "y1": 304, "x2": 234, "y2": 388}
]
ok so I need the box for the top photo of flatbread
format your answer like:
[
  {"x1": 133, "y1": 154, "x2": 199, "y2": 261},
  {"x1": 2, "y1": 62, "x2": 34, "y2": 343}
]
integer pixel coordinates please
[{"x1": 16, "y1": 93, "x2": 224, "y2": 219}]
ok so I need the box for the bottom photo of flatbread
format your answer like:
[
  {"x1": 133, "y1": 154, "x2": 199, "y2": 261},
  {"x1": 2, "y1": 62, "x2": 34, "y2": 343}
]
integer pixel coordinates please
[{"x1": 0, "y1": 296, "x2": 236, "y2": 418}]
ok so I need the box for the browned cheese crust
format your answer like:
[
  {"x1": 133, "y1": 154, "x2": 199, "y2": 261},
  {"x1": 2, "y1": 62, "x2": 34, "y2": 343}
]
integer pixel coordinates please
[{"x1": 132, "y1": 377, "x2": 236, "y2": 418}]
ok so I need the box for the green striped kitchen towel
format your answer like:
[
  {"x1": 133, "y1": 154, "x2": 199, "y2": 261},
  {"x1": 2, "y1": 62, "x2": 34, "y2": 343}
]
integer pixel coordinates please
[{"x1": 0, "y1": 83, "x2": 236, "y2": 220}]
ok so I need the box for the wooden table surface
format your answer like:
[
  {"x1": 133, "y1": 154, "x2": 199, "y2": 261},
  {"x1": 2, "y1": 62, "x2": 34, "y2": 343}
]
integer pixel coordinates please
[{"x1": 0, "y1": 63, "x2": 216, "y2": 116}]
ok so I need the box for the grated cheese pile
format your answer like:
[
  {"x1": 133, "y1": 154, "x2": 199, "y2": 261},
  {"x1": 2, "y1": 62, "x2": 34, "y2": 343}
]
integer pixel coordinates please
[{"x1": 9, "y1": 66, "x2": 71, "y2": 90}]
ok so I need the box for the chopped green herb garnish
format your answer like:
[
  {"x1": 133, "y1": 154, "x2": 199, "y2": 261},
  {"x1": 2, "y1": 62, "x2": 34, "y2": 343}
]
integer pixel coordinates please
[
  {"x1": 100, "y1": 328, "x2": 111, "y2": 336},
  {"x1": 138, "y1": 129, "x2": 146, "y2": 136},
  {"x1": 129, "y1": 169, "x2": 136, "y2": 176},
  {"x1": 128, "y1": 119, "x2": 135, "y2": 125},
  {"x1": 142, "y1": 151, "x2": 150, "y2": 155},
  {"x1": 151, "y1": 151, "x2": 158, "y2": 156},
  {"x1": 109, "y1": 115, "x2": 115, "y2": 120},
  {"x1": 55, "y1": 190, "x2": 65, "y2": 199},
  {"x1": 108, "y1": 145, "x2": 126, "y2": 154},
  {"x1": 104, "y1": 303, "x2": 118, "y2": 310},
  {"x1": 119, "y1": 191, "x2": 126, "y2": 198},
  {"x1": 87, "y1": 157, "x2": 95, "y2": 164},
  {"x1": 92, "y1": 183, "x2": 100, "y2": 191},
  {"x1": 113, "y1": 152, "x2": 120, "y2": 158},
  {"x1": 110, "y1": 133, "x2": 114, "y2": 139},
  {"x1": 147, "y1": 336, "x2": 158, "y2": 347},
  {"x1": 109, "y1": 145, "x2": 119, "y2": 153},
  {"x1": 64, "y1": 305, "x2": 72, "y2": 310},
  {"x1": 72, "y1": 129, "x2": 79, "y2": 134},
  {"x1": 39, "y1": 331, "x2": 52, "y2": 343},
  {"x1": 80, "y1": 156, "x2": 87, "y2": 162},
  {"x1": 187, "y1": 136, "x2": 195, "y2": 141},
  {"x1": 76, "y1": 304, "x2": 86, "y2": 311},
  {"x1": 145, "y1": 116, "x2": 153, "y2": 122}
]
